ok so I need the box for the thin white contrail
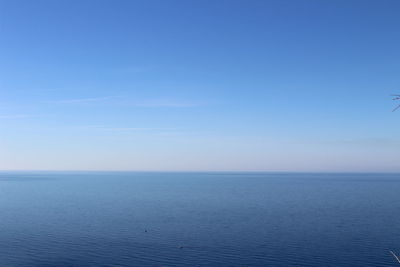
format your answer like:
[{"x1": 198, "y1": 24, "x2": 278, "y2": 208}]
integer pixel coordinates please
[{"x1": 390, "y1": 251, "x2": 400, "y2": 264}]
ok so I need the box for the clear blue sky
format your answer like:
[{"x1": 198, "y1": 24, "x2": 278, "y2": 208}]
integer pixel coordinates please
[{"x1": 1, "y1": 0, "x2": 400, "y2": 171}]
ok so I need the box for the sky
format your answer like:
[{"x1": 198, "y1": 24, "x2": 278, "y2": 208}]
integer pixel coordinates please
[{"x1": 1, "y1": 0, "x2": 400, "y2": 172}]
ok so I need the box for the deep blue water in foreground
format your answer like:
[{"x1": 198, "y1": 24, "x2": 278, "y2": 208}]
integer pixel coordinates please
[{"x1": 0, "y1": 172, "x2": 399, "y2": 267}]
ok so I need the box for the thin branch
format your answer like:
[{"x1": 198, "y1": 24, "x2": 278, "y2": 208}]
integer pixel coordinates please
[
  {"x1": 390, "y1": 251, "x2": 400, "y2": 264},
  {"x1": 393, "y1": 94, "x2": 400, "y2": 111}
]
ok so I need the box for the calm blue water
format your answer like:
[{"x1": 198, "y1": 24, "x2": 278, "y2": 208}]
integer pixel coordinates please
[{"x1": 0, "y1": 172, "x2": 399, "y2": 266}]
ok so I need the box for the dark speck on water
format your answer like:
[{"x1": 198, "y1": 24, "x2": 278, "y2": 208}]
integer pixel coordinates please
[{"x1": 0, "y1": 171, "x2": 399, "y2": 266}]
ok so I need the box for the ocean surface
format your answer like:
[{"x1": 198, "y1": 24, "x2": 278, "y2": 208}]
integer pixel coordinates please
[{"x1": 0, "y1": 172, "x2": 399, "y2": 267}]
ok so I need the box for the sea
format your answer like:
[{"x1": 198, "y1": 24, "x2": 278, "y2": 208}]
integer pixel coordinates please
[{"x1": 0, "y1": 171, "x2": 399, "y2": 267}]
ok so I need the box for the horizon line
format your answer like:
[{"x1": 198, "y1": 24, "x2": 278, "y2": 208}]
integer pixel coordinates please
[{"x1": 0, "y1": 170, "x2": 399, "y2": 174}]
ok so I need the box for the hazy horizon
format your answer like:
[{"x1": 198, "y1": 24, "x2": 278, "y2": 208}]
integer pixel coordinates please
[{"x1": 1, "y1": 0, "x2": 400, "y2": 172}]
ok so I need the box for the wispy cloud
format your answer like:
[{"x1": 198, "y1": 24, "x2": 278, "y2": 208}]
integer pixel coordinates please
[
  {"x1": 74, "y1": 125, "x2": 176, "y2": 132},
  {"x1": 46, "y1": 96, "x2": 117, "y2": 104},
  {"x1": 68, "y1": 125, "x2": 187, "y2": 138},
  {"x1": 0, "y1": 114, "x2": 33, "y2": 119},
  {"x1": 319, "y1": 137, "x2": 400, "y2": 148},
  {"x1": 46, "y1": 95, "x2": 203, "y2": 108},
  {"x1": 131, "y1": 98, "x2": 201, "y2": 108},
  {"x1": 84, "y1": 126, "x2": 174, "y2": 131}
]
